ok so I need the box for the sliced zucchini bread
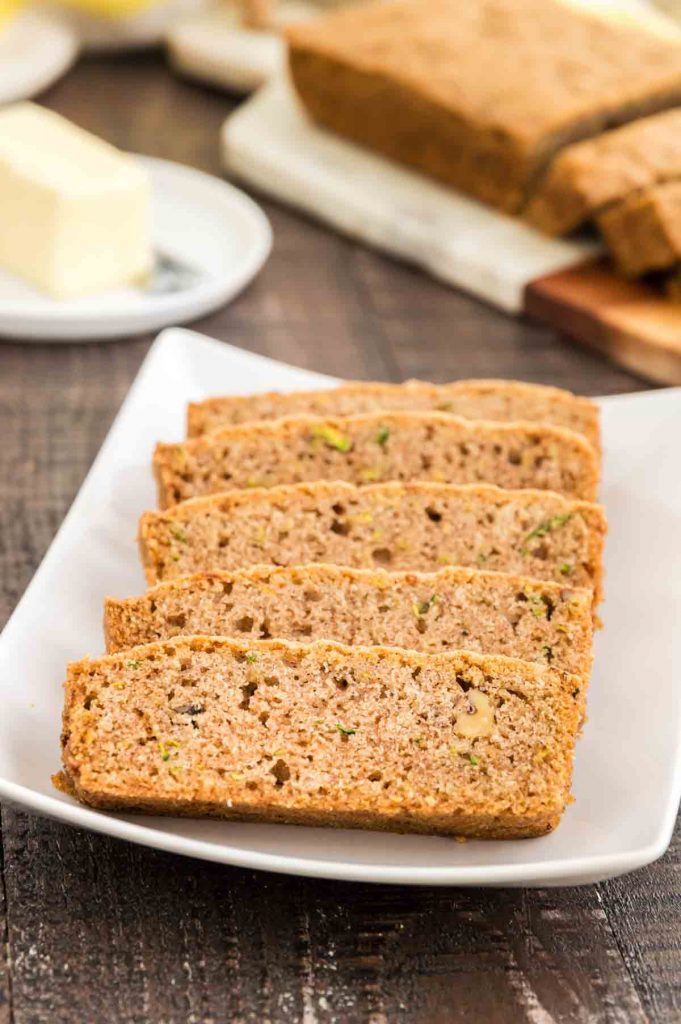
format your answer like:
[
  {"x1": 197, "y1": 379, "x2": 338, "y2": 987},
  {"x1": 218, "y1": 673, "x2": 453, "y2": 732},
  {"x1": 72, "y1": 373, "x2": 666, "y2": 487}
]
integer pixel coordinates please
[
  {"x1": 57, "y1": 636, "x2": 584, "y2": 839},
  {"x1": 154, "y1": 412, "x2": 600, "y2": 508},
  {"x1": 188, "y1": 378, "x2": 600, "y2": 449},
  {"x1": 105, "y1": 564, "x2": 593, "y2": 680},
  {"x1": 138, "y1": 481, "x2": 606, "y2": 604}
]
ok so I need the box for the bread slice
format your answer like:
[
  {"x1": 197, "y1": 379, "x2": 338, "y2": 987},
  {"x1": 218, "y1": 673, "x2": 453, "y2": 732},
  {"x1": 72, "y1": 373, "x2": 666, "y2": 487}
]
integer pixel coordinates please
[
  {"x1": 105, "y1": 564, "x2": 593, "y2": 680},
  {"x1": 138, "y1": 481, "x2": 606, "y2": 604},
  {"x1": 524, "y1": 109, "x2": 681, "y2": 236},
  {"x1": 287, "y1": 0, "x2": 681, "y2": 214},
  {"x1": 56, "y1": 635, "x2": 584, "y2": 839},
  {"x1": 598, "y1": 180, "x2": 681, "y2": 277},
  {"x1": 154, "y1": 412, "x2": 600, "y2": 509},
  {"x1": 188, "y1": 379, "x2": 601, "y2": 449}
]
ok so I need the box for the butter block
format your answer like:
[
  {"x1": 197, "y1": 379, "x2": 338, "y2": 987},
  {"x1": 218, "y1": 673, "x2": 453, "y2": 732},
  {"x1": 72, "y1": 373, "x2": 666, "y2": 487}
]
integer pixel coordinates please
[{"x1": 0, "y1": 103, "x2": 152, "y2": 298}]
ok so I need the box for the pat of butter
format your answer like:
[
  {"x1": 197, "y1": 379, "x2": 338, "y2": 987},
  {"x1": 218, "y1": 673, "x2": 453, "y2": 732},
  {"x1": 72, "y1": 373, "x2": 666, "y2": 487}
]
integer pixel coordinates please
[{"x1": 0, "y1": 103, "x2": 152, "y2": 299}]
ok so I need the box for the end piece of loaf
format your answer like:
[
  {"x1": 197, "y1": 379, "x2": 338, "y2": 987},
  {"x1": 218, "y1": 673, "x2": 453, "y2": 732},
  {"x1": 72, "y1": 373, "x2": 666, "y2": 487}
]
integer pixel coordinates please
[
  {"x1": 287, "y1": 0, "x2": 681, "y2": 213},
  {"x1": 597, "y1": 180, "x2": 681, "y2": 277},
  {"x1": 187, "y1": 379, "x2": 601, "y2": 449},
  {"x1": 105, "y1": 564, "x2": 594, "y2": 680},
  {"x1": 524, "y1": 109, "x2": 681, "y2": 236},
  {"x1": 154, "y1": 412, "x2": 600, "y2": 508},
  {"x1": 58, "y1": 635, "x2": 584, "y2": 839},
  {"x1": 138, "y1": 481, "x2": 606, "y2": 604}
]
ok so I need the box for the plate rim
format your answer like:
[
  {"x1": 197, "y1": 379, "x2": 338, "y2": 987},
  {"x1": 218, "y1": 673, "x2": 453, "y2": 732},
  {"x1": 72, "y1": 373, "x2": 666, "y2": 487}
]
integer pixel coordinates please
[
  {"x1": 0, "y1": 159, "x2": 272, "y2": 340},
  {"x1": 1, "y1": 327, "x2": 680, "y2": 886}
]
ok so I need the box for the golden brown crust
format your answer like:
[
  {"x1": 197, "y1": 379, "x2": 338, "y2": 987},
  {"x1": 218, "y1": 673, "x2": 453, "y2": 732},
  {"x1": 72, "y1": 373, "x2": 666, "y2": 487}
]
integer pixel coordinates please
[
  {"x1": 287, "y1": 0, "x2": 681, "y2": 213},
  {"x1": 598, "y1": 180, "x2": 681, "y2": 277},
  {"x1": 187, "y1": 378, "x2": 601, "y2": 451},
  {"x1": 524, "y1": 109, "x2": 681, "y2": 236},
  {"x1": 60, "y1": 635, "x2": 583, "y2": 840},
  {"x1": 154, "y1": 411, "x2": 600, "y2": 509}
]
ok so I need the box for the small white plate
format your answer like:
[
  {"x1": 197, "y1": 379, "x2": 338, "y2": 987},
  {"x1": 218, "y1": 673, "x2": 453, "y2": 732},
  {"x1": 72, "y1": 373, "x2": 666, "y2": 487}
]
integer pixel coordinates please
[
  {"x1": 0, "y1": 158, "x2": 272, "y2": 342},
  {"x1": 0, "y1": 328, "x2": 680, "y2": 887},
  {"x1": 0, "y1": 8, "x2": 78, "y2": 104}
]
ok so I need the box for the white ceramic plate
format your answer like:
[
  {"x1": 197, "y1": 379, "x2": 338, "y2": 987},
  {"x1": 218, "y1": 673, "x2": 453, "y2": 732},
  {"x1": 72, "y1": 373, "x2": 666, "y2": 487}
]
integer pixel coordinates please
[
  {"x1": 0, "y1": 9, "x2": 78, "y2": 104},
  {"x1": 0, "y1": 158, "x2": 272, "y2": 342},
  {"x1": 0, "y1": 327, "x2": 680, "y2": 887}
]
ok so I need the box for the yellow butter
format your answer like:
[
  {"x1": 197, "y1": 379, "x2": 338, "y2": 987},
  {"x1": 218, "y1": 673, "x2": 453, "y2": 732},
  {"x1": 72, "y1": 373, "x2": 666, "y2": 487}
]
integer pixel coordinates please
[{"x1": 0, "y1": 103, "x2": 152, "y2": 298}]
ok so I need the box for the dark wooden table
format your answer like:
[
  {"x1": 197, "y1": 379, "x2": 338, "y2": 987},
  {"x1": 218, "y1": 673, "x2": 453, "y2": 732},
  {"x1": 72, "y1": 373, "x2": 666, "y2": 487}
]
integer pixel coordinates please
[{"x1": 0, "y1": 51, "x2": 677, "y2": 1024}]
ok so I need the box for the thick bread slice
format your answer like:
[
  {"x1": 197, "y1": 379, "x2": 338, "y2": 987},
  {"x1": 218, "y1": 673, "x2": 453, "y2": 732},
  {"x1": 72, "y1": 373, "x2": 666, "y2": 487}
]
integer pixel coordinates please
[
  {"x1": 57, "y1": 636, "x2": 584, "y2": 839},
  {"x1": 287, "y1": 0, "x2": 681, "y2": 214},
  {"x1": 598, "y1": 180, "x2": 681, "y2": 277},
  {"x1": 524, "y1": 109, "x2": 681, "y2": 236},
  {"x1": 105, "y1": 565, "x2": 593, "y2": 681},
  {"x1": 188, "y1": 378, "x2": 601, "y2": 449},
  {"x1": 138, "y1": 481, "x2": 606, "y2": 605},
  {"x1": 154, "y1": 412, "x2": 600, "y2": 508}
]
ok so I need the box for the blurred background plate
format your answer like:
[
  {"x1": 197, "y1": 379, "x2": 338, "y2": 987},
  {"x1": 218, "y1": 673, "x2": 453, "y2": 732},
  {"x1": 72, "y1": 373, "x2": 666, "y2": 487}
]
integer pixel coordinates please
[
  {"x1": 168, "y1": 0, "x2": 318, "y2": 94},
  {"x1": 0, "y1": 8, "x2": 79, "y2": 103},
  {"x1": 0, "y1": 155, "x2": 272, "y2": 342}
]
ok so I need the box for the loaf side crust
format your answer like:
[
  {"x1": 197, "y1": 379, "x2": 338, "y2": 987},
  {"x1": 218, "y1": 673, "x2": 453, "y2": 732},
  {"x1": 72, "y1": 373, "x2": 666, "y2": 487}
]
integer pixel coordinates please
[
  {"x1": 287, "y1": 0, "x2": 681, "y2": 212},
  {"x1": 597, "y1": 180, "x2": 681, "y2": 276},
  {"x1": 524, "y1": 108, "x2": 681, "y2": 235}
]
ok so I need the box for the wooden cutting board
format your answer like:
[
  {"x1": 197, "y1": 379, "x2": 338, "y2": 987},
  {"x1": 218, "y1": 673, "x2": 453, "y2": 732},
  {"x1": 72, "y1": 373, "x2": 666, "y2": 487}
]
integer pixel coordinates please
[
  {"x1": 222, "y1": 79, "x2": 681, "y2": 385},
  {"x1": 526, "y1": 260, "x2": 681, "y2": 385}
]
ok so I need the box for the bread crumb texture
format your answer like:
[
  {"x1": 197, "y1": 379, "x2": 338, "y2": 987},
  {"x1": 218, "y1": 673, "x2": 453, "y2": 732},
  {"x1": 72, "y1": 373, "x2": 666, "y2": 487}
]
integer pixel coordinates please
[
  {"x1": 60, "y1": 636, "x2": 584, "y2": 839},
  {"x1": 154, "y1": 412, "x2": 599, "y2": 508},
  {"x1": 105, "y1": 564, "x2": 593, "y2": 681},
  {"x1": 138, "y1": 481, "x2": 606, "y2": 606}
]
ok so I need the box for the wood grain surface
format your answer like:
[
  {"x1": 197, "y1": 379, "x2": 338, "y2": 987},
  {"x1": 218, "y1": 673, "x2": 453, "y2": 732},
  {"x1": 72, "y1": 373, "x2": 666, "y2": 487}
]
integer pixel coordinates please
[
  {"x1": 0, "y1": 51, "x2": 678, "y2": 1024},
  {"x1": 526, "y1": 260, "x2": 681, "y2": 386}
]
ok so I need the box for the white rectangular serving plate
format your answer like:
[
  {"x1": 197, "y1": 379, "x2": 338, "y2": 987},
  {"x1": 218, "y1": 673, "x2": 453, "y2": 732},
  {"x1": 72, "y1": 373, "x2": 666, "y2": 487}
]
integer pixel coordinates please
[{"x1": 0, "y1": 327, "x2": 680, "y2": 887}]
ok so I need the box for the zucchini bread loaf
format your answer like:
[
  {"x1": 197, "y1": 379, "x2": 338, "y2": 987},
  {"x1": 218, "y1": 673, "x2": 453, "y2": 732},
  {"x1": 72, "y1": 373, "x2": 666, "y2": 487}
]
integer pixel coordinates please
[
  {"x1": 57, "y1": 636, "x2": 584, "y2": 839},
  {"x1": 154, "y1": 412, "x2": 600, "y2": 508},
  {"x1": 597, "y1": 180, "x2": 681, "y2": 277},
  {"x1": 105, "y1": 564, "x2": 593, "y2": 679},
  {"x1": 287, "y1": 0, "x2": 681, "y2": 214},
  {"x1": 138, "y1": 481, "x2": 606, "y2": 602},
  {"x1": 524, "y1": 108, "x2": 681, "y2": 236},
  {"x1": 188, "y1": 379, "x2": 600, "y2": 448}
]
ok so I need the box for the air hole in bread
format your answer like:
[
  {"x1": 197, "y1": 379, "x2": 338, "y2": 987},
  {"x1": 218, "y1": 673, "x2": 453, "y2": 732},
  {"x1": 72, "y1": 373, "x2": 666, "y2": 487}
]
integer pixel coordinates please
[
  {"x1": 331, "y1": 519, "x2": 350, "y2": 536},
  {"x1": 372, "y1": 547, "x2": 392, "y2": 565},
  {"x1": 235, "y1": 615, "x2": 254, "y2": 633},
  {"x1": 240, "y1": 681, "x2": 258, "y2": 710},
  {"x1": 425, "y1": 506, "x2": 442, "y2": 522},
  {"x1": 271, "y1": 759, "x2": 290, "y2": 786}
]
